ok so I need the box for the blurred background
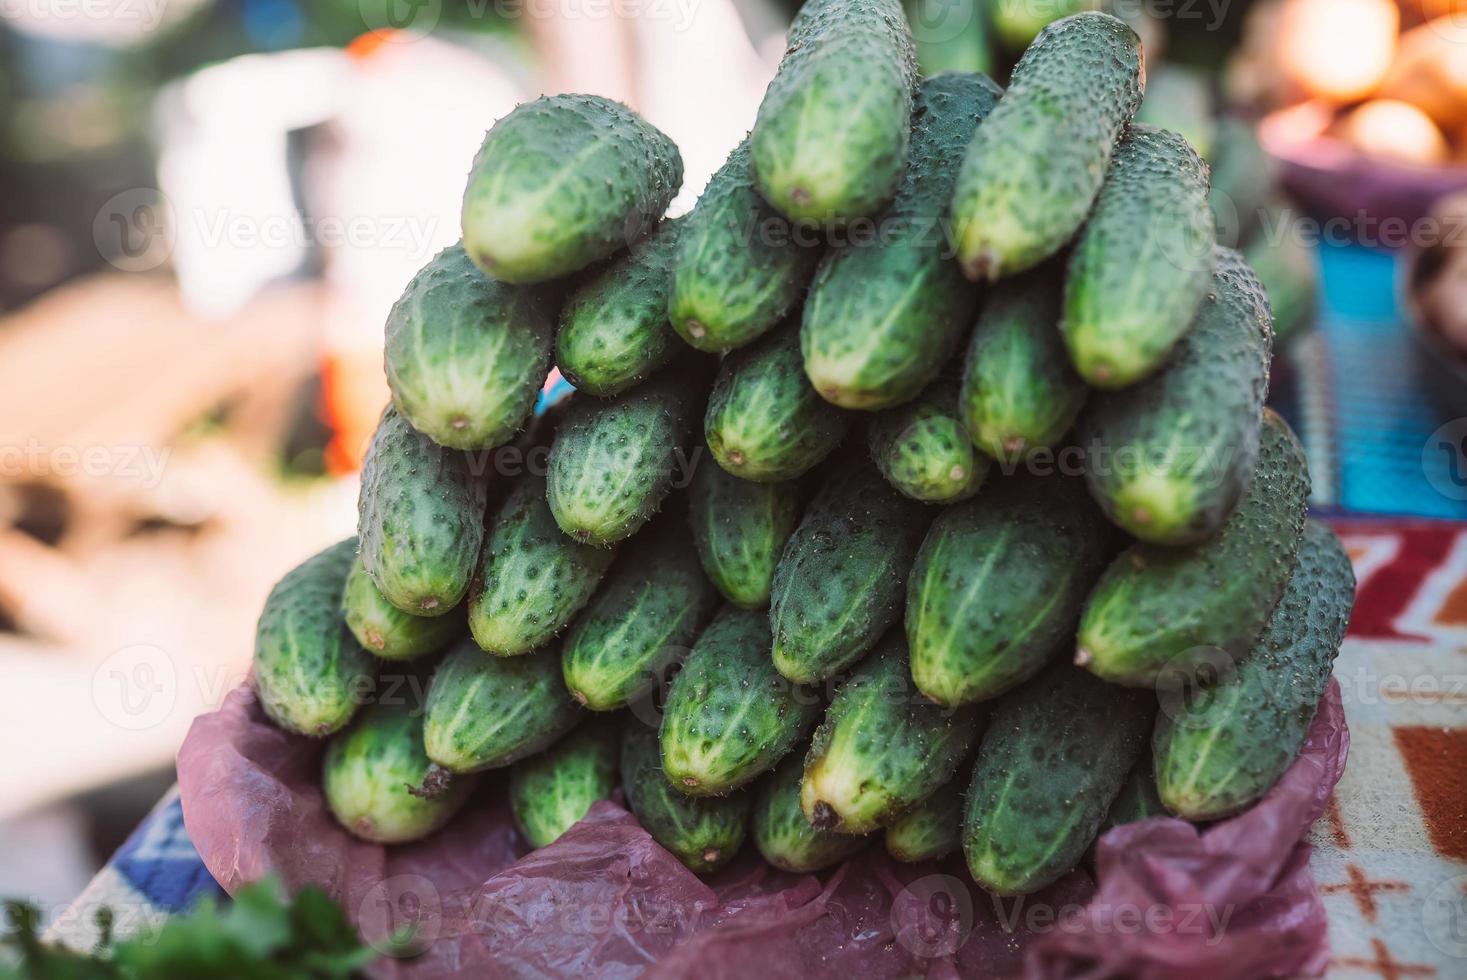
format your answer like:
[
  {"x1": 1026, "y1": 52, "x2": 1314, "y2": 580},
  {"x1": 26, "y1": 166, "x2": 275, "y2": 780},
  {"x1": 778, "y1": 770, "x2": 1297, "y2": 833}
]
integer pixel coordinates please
[{"x1": 0, "y1": 0, "x2": 1465, "y2": 924}]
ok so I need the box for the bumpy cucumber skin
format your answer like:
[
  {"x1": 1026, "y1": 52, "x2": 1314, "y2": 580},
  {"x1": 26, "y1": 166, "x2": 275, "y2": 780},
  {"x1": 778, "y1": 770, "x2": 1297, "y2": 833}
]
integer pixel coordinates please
[
  {"x1": 1135, "y1": 67, "x2": 1216, "y2": 161},
  {"x1": 547, "y1": 368, "x2": 703, "y2": 546},
  {"x1": 907, "y1": 475, "x2": 1111, "y2": 706},
  {"x1": 669, "y1": 140, "x2": 821, "y2": 353},
  {"x1": 1153, "y1": 521, "x2": 1354, "y2": 820},
  {"x1": 384, "y1": 244, "x2": 555, "y2": 451},
  {"x1": 770, "y1": 463, "x2": 931, "y2": 683},
  {"x1": 469, "y1": 474, "x2": 615, "y2": 656},
  {"x1": 621, "y1": 722, "x2": 749, "y2": 874},
  {"x1": 753, "y1": 753, "x2": 869, "y2": 873},
  {"x1": 949, "y1": 12, "x2": 1143, "y2": 281},
  {"x1": 885, "y1": 777, "x2": 963, "y2": 863},
  {"x1": 560, "y1": 517, "x2": 720, "y2": 710},
  {"x1": 960, "y1": 261, "x2": 1088, "y2": 459},
  {"x1": 990, "y1": 0, "x2": 1096, "y2": 49},
  {"x1": 556, "y1": 219, "x2": 683, "y2": 397},
  {"x1": 254, "y1": 539, "x2": 376, "y2": 737},
  {"x1": 508, "y1": 720, "x2": 619, "y2": 849},
  {"x1": 661, "y1": 608, "x2": 821, "y2": 796},
  {"x1": 688, "y1": 460, "x2": 802, "y2": 608},
  {"x1": 461, "y1": 95, "x2": 682, "y2": 284},
  {"x1": 802, "y1": 635, "x2": 983, "y2": 834},
  {"x1": 963, "y1": 664, "x2": 1152, "y2": 895},
  {"x1": 705, "y1": 327, "x2": 850, "y2": 483},
  {"x1": 801, "y1": 73, "x2": 1002, "y2": 411},
  {"x1": 1102, "y1": 756, "x2": 1167, "y2": 833},
  {"x1": 1063, "y1": 126, "x2": 1216, "y2": 388},
  {"x1": 342, "y1": 556, "x2": 463, "y2": 661},
  {"x1": 422, "y1": 639, "x2": 581, "y2": 776},
  {"x1": 358, "y1": 407, "x2": 487, "y2": 616},
  {"x1": 1080, "y1": 246, "x2": 1271, "y2": 545},
  {"x1": 1078, "y1": 410, "x2": 1310, "y2": 687},
  {"x1": 868, "y1": 376, "x2": 990, "y2": 504},
  {"x1": 324, "y1": 702, "x2": 478, "y2": 844},
  {"x1": 907, "y1": 0, "x2": 994, "y2": 76},
  {"x1": 751, "y1": 0, "x2": 917, "y2": 224}
]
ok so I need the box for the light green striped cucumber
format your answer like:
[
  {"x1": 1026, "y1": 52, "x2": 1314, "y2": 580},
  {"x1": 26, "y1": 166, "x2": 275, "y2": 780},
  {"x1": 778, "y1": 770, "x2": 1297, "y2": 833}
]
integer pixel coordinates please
[
  {"x1": 324, "y1": 701, "x2": 478, "y2": 844},
  {"x1": 560, "y1": 515, "x2": 721, "y2": 710},
  {"x1": 907, "y1": 474, "x2": 1111, "y2": 705},
  {"x1": 556, "y1": 218, "x2": 683, "y2": 397},
  {"x1": 342, "y1": 555, "x2": 463, "y2": 661},
  {"x1": 868, "y1": 375, "x2": 990, "y2": 503},
  {"x1": 1102, "y1": 755, "x2": 1167, "y2": 833},
  {"x1": 358, "y1": 407, "x2": 487, "y2": 616},
  {"x1": 907, "y1": 0, "x2": 994, "y2": 76},
  {"x1": 1080, "y1": 246, "x2": 1271, "y2": 544},
  {"x1": 963, "y1": 664, "x2": 1152, "y2": 895},
  {"x1": 469, "y1": 473, "x2": 615, "y2": 656},
  {"x1": 384, "y1": 244, "x2": 555, "y2": 450},
  {"x1": 254, "y1": 538, "x2": 376, "y2": 737},
  {"x1": 800, "y1": 71, "x2": 1002, "y2": 411},
  {"x1": 753, "y1": 753, "x2": 869, "y2": 872},
  {"x1": 661, "y1": 607, "x2": 821, "y2": 796},
  {"x1": 704, "y1": 326, "x2": 850, "y2": 483},
  {"x1": 461, "y1": 94, "x2": 682, "y2": 284},
  {"x1": 669, "y1": 139, "x2": 821, "y2": 352},
  {"x1": 802, "y1": 634, "x2": 984, "y2": 834},
  {"x1": 1135, "y1": 66, "x2": 1216, "y2": 161},
  {"x1": 621, "y1": 721, "x2": 749, "y2": 874},
  {"x1": 1062, "y1": 125, "x2": 1216, "y2": 388},
  {"x1": 1078, "y1": 410, "x2": 1310, "y2": 687},
  {"x1": 688, "y1": 457, "x2": 803, "y2": 607},
  {"x1": 949, "y1": 12, "x2": 1143, "y2": 280},
  {"x1": 960, "y1": 260, "x2": 1088, "y2": 459},
  {"x1": 885, "y1": 777, "x2": 963, "y2": 862},
  {"x1": 1153, "y1": 520, "x2": 1354, "y2": 820},
  {"x1": 508, "y1": 719, "x2": 619, "y2": 848}
]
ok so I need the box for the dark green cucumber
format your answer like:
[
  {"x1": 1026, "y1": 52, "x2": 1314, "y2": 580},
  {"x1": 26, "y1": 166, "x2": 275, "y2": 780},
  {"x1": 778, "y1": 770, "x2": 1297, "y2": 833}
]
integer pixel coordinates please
[
  {"x1": 1153, "y1": 520, "x2": 1354, "y2": 820},
  {"x1": 1135, "y1": 66, "x2": 1216, "y2": 161},
  {"x1": 949, "y1": 12, "x2": 1144, "y2": 280},
  {"x1": 660, "y1": 608, "x2": 820, "y2": 796},
  {"x1": 751, "y1": 0, "x2": 917, "y2": 223},
  {"x1": 960, "y1": 261, "x2": 1088, "y2": 459},
  {"x1": 704, "y1": 326, "x2": 850, "y2": 483},
  {"x1": 324, "y1": 701, "x2": 478, "y2": 844},
  {"x1": 802, "y1": 634, "x2": 983, "y2": 834},
  {"x1": 907, "y1": 0, "x2": 995, "y2": 76},
  {"x1": 868, "y1": 376, "x2": 990, "y2": 503},
  {"x1": 342, "y1": 555, "x2": 463, "y2": 661},
  {"x1": 885, "y1": 777, "x2": 963, "y2": 862},
  {"x1": 560, "y1": 516, "x2": 721, "y2": 710},
  {"x1": 963, "y1": 664, "x2": 1152, "y2": 895},
  {"x1": 800, "y1": 71, "x2": 1001, "y2": 410},
  {"x1": 461, "y1": 94, "x2": 682, "y2": 284},
  {"x1": 1209, "y1": 117, "x2": 1275, "y2": 247},
  {"x1": 556, "y1": 218, "x2": 683, "y2": 397},
  {"x1": 688, "y1": 456, "x2": 803, "y2": 607},
  {"x1": 1246, "y1": 216, "x2": 1316, "y2": 347},
  {"x1": 753, "y1": 753, "x2": 869, "y2": 872},
  {"x1": 990, "y1": 0, "x2": 1094, "y2": 50},
  {"x1": 1079, "y1": 246, "x2": 1271, "y2": 544},
  {"x1": 384, "y1": 244, "x2": 555, "y2": 450},
  {"x1": 358, "y1": 407, "x2": 487, "y2": 616},
  {"x1": 469, "y1": 473, "x2": 615, "y2": 655},
  {"x1": 1102, "y1": 756, "x2": 1167, "y2": 833},
  {"x1": 906, "y1": 474, "x2": 1111, "y2": 705},
  {"x1": 1062, "y1": 125, "x2": 1216, "y2": 388},
  {"x1": 770, "y1": 462, "x2": 931, "y2": 683},
  {"x1": 621, "y1": 721, "x2": 749, "y2": 874},
  {"x1": 1078, "y1": 409, "x2": 1310, "y2": 687},
  {"x1": 254, "y1": 538, "x2": 376, "y2": 737},
  {"x1": 669, "y1": 139, "x2": 821, "y2": 352},
  {"x1": 508, "y1": 719, "x2": 619, "y2": 849}
]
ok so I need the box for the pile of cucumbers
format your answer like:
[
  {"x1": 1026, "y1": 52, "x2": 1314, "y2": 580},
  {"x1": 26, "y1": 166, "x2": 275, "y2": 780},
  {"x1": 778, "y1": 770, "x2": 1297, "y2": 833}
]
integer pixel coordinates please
[{"x1": 250, "y1": 4, "x2": 1355, "y2": 898}]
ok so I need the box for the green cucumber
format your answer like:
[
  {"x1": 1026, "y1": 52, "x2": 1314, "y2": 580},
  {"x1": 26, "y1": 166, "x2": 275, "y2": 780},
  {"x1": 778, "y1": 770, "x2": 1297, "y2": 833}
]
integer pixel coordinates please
[
  {"x1": 1062, "y1": 125, "x2": 1216, "y2": 388},
  {"x1": 1077, "y1": 409, "x2": 1310, "y2": 687},
  {"x1": 342, "y1": 555, "x2": 463, "y2": 661},
  {"x1": 885, "y1": 778, "x2": 963, "y2": 862},
  {"x1": 461, "y1": 94, "x2": 682, "y2": 284},
  {"x1": 688, "y1": 458, "x2": 802, "y2": 608},
  {"x1": 621, "y1": 721, "x2": 749, "y2": 874},
  {"x1": 1153, "y1": 520, "x2": 1354, "y2": 820},
  {"x1": 868, "y1": 375, "x2": 990, "y2": 503},
  {"x1": 704, "y1": 326, "x2": 850, "y2": 483},
  {"x1": 254, "y1": 538, "x2": 376, "y2": 737},
  {"x1": 753, "y1": 753, "x2": 869, "y2": 872},
  {"x1": 751, "y1": 0, "x2": 917, "y2": 223},
  {"x1": 1209, "y1": 117, "x2": 1274, "y2": 247},
  {"x1": 963, "y1": 664, "x2": 1153, "y2": 895},
  {"x1": 800, "y1": 71, "x2": 1001, "y2": 410},
  {"x1": 1246, "y1": 216, "x2": 1316, "y2": 347},
  {"x1": 1102, "y1": 755, "x2": 1167, "y2": 833},
  {"x1": 660, "y1": 608, "x2": 821, "y2": 796},
  {"x1": 907, "y1": 0, "x2": 995, "y2": 76},
  {"x1": 802, "y1": 634, "x2": 983, "y2": 834},
  {"x1": 990, "y1": 0, "x2": 1096, "y2": 50},
  {"x1": 357, "y1": 407, "x2": 487, "y2": 616},
  {"x1": 1135, "y1": 66, "x2": 1216, "y2": 161},
  {"x1": 1079, "y1": 246, "x2": 1271, "y2": 544},
  {"x1": 906, "y1": 474, "x2": 1111, "y2": 705},
  {"x1": 770, "y1": 462, "x2": 931, "y2": 683},
  {"x1": 949, "y1": 12, "x2": 1144, "y2": 280},
  {"x1": 508, "y1": 719, "x2": 619, "y2": 848}
]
